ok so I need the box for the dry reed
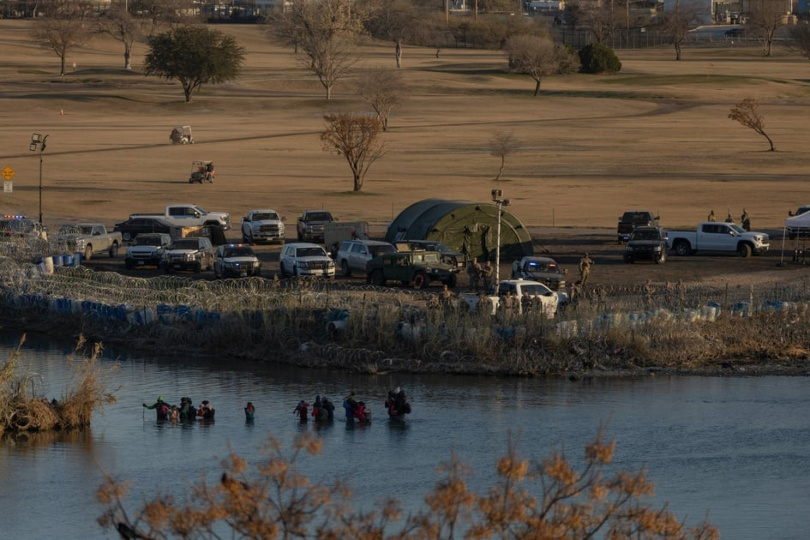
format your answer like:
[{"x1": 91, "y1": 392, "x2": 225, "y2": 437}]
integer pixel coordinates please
[{"x1": 0, "y1": 334, "x2": 118, "y2": 435}]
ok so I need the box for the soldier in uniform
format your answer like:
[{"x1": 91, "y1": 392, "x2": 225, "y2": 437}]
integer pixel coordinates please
[
  {"x1": 741, "y1": 208, "x2": 750, "y2": 231},
  {"x1": 482, "y1": 261, "x2": 495, "y2": 293},
  {"x1": 707, "y1": 209, "x2": 716, "y2": 222},
  {"x1": 578, "y1": 253, "x2": 593, "y2": 286},
  {"x1": 643, "y1": 279, "x2": 656, "y2": 311},
  {"x1": 467, "y1": 259, "x2": 481, "y2": 291}
]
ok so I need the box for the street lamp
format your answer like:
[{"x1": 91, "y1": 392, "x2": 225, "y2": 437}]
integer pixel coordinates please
[
  {"x1": 491, "y1": 189, "x2": 510, "y2": 289},
  {"x1": 29, "y1": 133, "x2": 49, "y2": 225}
]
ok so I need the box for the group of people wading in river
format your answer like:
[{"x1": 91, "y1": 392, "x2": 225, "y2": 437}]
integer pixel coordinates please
[
  {"x1": 143, "y1": 388, "x2": 412, "y2": 425},
  {"x1": 143, "y1": 396, "x2": 215, "y2": 423}
]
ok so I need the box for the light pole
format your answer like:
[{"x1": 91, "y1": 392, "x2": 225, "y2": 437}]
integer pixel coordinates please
[
  {"x1": 29, "y1": 133, "x2": 49, "y2": 225},
  {"x1": 491, "y1": 189, "x2": 510, "y2": 288}
]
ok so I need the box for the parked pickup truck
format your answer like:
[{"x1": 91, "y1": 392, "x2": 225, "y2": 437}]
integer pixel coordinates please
[
  {"x1": 241, "y1": 209, "x2": 285, "y2": 245},
  {"x1": 617, "y1": 210, "x2": 659, "y2": 244},
  {"x1": 131, "y1": 204, "x2": 231, "y2": 231},
  {"x1": 57, "y1": 223, "x2": 122, "y2": 260},
  {"x1": 297, "y1": 210, "x2": 335, "y2": 243},
  {"x1": 623, "y1": 226, "x2": 668, "y2": 264},
  {"x1": 458, "y1": 279, "x2": 561, "y2": 317},
  {"x1": 667, "y1": 222, "x2": 769, "y2": 257}
]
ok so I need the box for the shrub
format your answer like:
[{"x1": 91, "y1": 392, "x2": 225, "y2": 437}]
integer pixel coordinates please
[{"x1": 578, "y1": 43, "x2": 622, "y2": 74}]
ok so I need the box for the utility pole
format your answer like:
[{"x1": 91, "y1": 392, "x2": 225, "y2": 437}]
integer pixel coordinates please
[{"x1": 491, "y1": 189, "x2": 510, "y2": 287}]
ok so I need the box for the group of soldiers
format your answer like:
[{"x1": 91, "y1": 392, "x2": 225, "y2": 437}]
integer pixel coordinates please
[
  {"x1": 466, "y1": 259, "x2": 496, "y2": 292},
  {"x1": 707, "y1": 208, "x2": 751, "y2": 231}
]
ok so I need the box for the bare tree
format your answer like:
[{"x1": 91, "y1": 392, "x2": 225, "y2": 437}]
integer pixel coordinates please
[
  {"x1": 789, "y1": 23, "x2": 810, "y2": 61},
  {"x1": 659, "y1": 0, "x2": 700, "y2": 61},
  {"x1": 504, "y1": 34, "x2": 579, "y2": 96},
  {"x1": 746, "y1": 0, "x2": 789, "y2": 57},
  {"x1": 364, "y1": 0, "x2": 420, "y2": 69},
  {"x1": 95, "y1": 2, "x2": 142, "y2": 70},
  {"x1": 355, "y1": 68, "x2": 405, "y2": 131},
  {"x1": 128, "y1": 0, "x2": 198, "y2": 37},
  {"x1": 569, "y1": 0, "x2": 618, "y2": 44},
  {"x1": 321, "y1": 113, "x2": 385, "y2": 191},
  {"x1": 30, "y1": 0, "x2": 94, "y2": 76},
  {"x1": 275, "y1": 0, "x2": 364, "y2": 100},
  {"x1": 489, "y1": 132, "x2": 519, "y2": 182},
  {"x1": 729, "y1": 98, "x2": 775, "y2": 151}
]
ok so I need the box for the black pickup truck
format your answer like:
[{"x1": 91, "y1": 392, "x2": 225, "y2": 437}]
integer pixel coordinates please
[
  {"x1": 617, "y1": 210, "x2": 659, "y2": 244},
  {"x1": 623, "y1": 226, "x2": 668, "y2": 264}
]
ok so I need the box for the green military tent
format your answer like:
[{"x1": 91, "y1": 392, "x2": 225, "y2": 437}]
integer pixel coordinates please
[{"x1": 384, "y1": 198, "x2": 533, "y2": 261}]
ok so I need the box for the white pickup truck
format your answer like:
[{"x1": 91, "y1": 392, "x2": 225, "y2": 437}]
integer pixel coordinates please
[
  {"x1": 57, "y1": 223, "x2": 122, "y2": 260},
  {"x1": 130, "y1": 204, "x2": 231, "y2": 230},
  {"x1": 667, "y1": 222, "x2": 769, "y2": 257},
  {"x1": 241, "y1": 209, "x2": 285, "y2": 244},
  {"x1": 458, "y1": 279, "x2": 561, "y2": 317}
]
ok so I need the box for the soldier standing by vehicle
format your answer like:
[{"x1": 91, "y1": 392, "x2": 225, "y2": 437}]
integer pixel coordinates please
[
  {"x1": 579, "y1": 253, "x2": 593, "y2": 286},
  {"x1": 741, "y1": 208, "x2": 750, "y2": 231},
  {"x1": 467, "y1": 259, "x2": 481, "y2": 291},
  {"x1": 708, "y1": 210, "x2": 716, "y2": 222},
  {"x1": 482, "y1": 261, "x2": 494, "y2": 292}
]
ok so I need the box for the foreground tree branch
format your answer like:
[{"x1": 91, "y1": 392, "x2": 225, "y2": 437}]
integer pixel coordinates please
[{"x1": 99, "y1": 432, "x2": 719, "y2": 539}]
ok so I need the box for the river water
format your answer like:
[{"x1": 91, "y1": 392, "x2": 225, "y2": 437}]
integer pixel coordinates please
[{"x1": 1, "y1": 331, "x2": 809, "y2": 539}]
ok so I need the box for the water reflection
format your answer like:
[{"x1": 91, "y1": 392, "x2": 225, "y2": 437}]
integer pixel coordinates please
[{"x1": 1, "y1": 331, "x2": 809, "y2": 540}]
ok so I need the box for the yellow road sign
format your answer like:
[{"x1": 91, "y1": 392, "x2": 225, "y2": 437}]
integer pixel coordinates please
[{"x1": 1, "y1": 166, "x2": 14, "y2": 181}]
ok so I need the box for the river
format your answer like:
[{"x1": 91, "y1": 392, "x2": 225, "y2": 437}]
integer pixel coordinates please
[{"x1": 0, "y1": 331, "x2": 808, "y2": 539}]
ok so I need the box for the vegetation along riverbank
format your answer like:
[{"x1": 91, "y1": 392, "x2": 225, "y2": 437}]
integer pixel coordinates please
[{"x1": 3, "y1": 257, "x2": 810, "y2": 377}]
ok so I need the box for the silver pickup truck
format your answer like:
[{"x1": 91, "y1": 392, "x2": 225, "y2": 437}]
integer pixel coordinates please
[{"x1": 57, "y1": 223, "x2": 122, "y2": 260}]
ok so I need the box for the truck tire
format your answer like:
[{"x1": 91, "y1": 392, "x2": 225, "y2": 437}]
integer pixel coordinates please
[
  {"x1": 122, "y1": 232, "x2": 133, "y2": 242},
  {"x1": 673, "y1": 241, "x2": 690, "y2": 256},
  {"x1": 371, "y1": 269, "x2": 386, "y2": 286},
  {"x1": 194, "y1": 262, "x2": 202, "y2": 273},
  {"x1": 413, "y1": 272, "x2": 428, "y2": 289},
  {"x1": 341, "y1": 260, "x2": 351, "y2": 277},
  {"x1": 738, "y1": 243, "x2": 752, "y2": 258},
  {"x1": 84, "y1": 245, "x2": 93, "y2": 261},
  {"x1": 447, "y1": 273, "x2": 457, "y2": 288},
  {"x1": 108, "y1": 243, "x2": 118, "y2": 258}
]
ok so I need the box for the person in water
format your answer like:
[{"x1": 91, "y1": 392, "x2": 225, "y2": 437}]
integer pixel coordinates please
[
  {"x1": 197, "y1": 400, "x2": 215, "y2": 420},
  {"x1": 179, "y1": 397, "x2": 196, "y2": 421},
  {"x1": 294, "y1": 400, "x2": 309, "y2": 423},
  {"x1": 385, "y1": 386, "x2": 411, "y2": 417},
  {"x1": 343, "y1": 392, "x2": 358, "y2": 420},
  {"x1": 143, "y1": 397, "x2": 171, "y2": 420},
  {"x1": 311, "y1": 396, "x2": 328, "y2": 422},
  {"x1": 244, "y1": 402, "x2": 256, "y2": 422},
  {"x1": 321, "y1": 396, "x2": 335, "y2": 420}
]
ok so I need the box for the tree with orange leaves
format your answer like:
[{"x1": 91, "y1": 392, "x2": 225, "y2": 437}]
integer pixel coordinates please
[{"x1": 98, "y1": 431, "x2": 719, "y2": 539}]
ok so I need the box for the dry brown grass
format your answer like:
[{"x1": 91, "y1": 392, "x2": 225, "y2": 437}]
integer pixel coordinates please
[
  {"x1": 0, "y1": 334, "x2": 118, "y2": 435},
  {"x1": 1, "y1": 20, "x2": 809, "y2": 233}
]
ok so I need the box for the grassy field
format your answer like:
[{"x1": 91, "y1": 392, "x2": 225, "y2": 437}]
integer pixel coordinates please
[{"x1": 1, "y1": 20, "x2": 810, "y2": 234}]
